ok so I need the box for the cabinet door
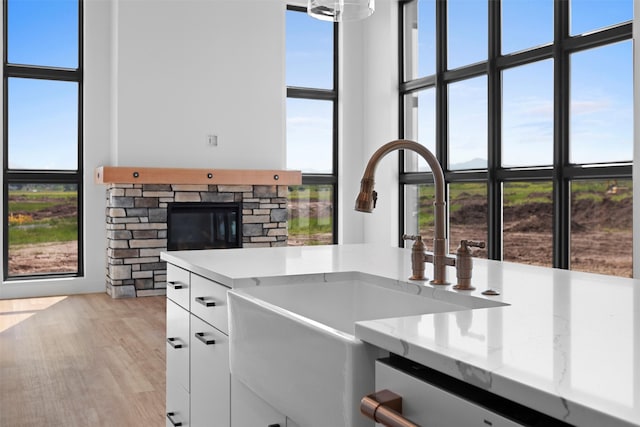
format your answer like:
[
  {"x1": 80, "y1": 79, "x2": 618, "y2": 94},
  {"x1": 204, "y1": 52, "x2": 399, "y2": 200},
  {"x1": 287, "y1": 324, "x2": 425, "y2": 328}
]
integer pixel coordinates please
[
  {"x1": 167, "y1": 264, "x2": 190, "y2": 310},
  {"x1": 167, "y1": 299, "x2": 190, "y2": 392},
  {"x1": 166, "y1": 300, "x2": 190, "y2": 426},
  {"x1": 190, "y1": 315, "x2": 230, "y2": 427},
  {"x1": 231, "y1": 376, "x2": 286, "y2": 427},
  {"x1": 191, "y1": 274, "x2": 229, "y2": 334},
  {"x1": 166, "y1": 385, "x2": 189, "y2": 427}
]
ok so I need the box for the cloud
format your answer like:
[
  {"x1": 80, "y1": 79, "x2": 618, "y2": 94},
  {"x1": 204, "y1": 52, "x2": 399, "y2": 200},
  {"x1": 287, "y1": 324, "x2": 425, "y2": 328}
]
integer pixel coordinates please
[{"x1": 570, "y1": 99, "x2": 611, "y2": 115}]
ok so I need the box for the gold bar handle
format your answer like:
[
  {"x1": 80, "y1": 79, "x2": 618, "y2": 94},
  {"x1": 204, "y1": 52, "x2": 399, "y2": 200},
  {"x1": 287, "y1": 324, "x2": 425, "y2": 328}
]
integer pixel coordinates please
[{"x1": 360, "y1": 390, "x2": 420, "y2": 427}]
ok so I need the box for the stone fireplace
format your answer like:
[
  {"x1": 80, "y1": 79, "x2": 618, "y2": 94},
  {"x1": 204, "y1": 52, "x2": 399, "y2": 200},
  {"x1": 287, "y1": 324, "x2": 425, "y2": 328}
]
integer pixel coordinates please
[{"x1": 97, "y1": 167, "x2": 301, "y2": 298}]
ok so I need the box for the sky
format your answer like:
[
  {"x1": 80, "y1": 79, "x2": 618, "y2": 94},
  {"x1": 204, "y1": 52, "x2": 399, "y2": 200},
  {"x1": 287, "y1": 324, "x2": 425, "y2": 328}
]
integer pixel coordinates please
[
  {"x1": 286, "y1": 9, "x2": 335, "y2": 174},
  {"x1": 6, "y1": 0, "x2": 79, "y2": 171},
  {"x1": 4, "y1": 1, "x2": 634, "y2": 173},
  {"x1": 286, "y1": 0, "x2": 634, "y2": 173}
]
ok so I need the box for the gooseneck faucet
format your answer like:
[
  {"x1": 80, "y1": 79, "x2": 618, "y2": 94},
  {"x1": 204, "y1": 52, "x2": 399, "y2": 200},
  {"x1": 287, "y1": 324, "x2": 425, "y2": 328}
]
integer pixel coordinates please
[
  {"x1": 355, "y1": 139, "x2": 452, "y2": 285},
  {"x1": 355, "y1": 140, "x2": 486, "y2": 288}
]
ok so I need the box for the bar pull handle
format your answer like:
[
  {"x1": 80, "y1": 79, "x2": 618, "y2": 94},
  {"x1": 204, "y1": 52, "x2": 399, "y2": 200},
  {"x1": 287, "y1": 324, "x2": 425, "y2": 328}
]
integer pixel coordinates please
[
  {"x1": 195, "y1": 296, "x2": 216, "y2": 307},
  {"x1": 360, "y1": 390, "x2": 420, "y2": 427},
  {"x1": 166, "y1": 412, "x2": 183, "y2": 426},
  {"x1": 195, "y1": 332, "x2": 216, "y2": 345},
  {"x1": 167, "y1": 281, "x2": 186, "y2": 290},
  {"x1": 166, "y1": 337, "x2": 184, "y2": 349}
]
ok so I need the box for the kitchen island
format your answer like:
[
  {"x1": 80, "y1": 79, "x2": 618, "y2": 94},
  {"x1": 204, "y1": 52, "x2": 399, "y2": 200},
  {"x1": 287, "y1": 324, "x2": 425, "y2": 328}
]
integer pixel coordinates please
[{"x1": 162, "y1": 243, "x2": 640, "y2": 427}]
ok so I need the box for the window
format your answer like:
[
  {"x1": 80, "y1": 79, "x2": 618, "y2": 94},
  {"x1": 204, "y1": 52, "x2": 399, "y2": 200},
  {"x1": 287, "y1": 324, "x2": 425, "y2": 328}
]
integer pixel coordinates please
[
  {"x1": 400, "y1": 0, "x2": 632, "y2": 277},
  {"x1": 286, "y1": 5, "x2": 338, "y2": 245},
  {"x1": 3, "y1": 0, "x2": 83, "y2": 279}
]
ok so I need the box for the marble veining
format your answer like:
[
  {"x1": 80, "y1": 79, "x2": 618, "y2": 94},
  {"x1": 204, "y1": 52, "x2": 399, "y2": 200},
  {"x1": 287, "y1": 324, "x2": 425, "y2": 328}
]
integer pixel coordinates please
[{"x1": 455, "y1": 360, "x2": 493, "y2": 390}]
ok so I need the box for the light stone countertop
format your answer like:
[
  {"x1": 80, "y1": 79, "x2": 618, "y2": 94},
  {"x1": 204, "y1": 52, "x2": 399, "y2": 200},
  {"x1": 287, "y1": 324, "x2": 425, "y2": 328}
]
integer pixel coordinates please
[{"x1": 161, "y1": 243, "x2": 640, "y2": 427}]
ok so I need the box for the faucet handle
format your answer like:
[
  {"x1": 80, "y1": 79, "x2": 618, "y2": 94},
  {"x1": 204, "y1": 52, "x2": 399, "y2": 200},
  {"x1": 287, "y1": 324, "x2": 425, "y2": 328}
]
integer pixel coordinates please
[
  {"x1": 453, "y1": 240, "x2": 485, "y2": 291},
  {"x1": 403, "y1": 234, "x2": 427, "y2": 281}
]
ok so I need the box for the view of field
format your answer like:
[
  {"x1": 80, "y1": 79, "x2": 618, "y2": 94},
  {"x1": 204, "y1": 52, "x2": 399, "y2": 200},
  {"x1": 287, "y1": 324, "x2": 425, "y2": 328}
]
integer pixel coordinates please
[
  {"x1": 288, "y1": 180, "x2": 633, "y2": 278},
  {"x1": 7, "y1": 184, "x2": 78, "y2": 277},
  {"x1": 6, "y1": 181, "x2": 632, "y2": 278}
]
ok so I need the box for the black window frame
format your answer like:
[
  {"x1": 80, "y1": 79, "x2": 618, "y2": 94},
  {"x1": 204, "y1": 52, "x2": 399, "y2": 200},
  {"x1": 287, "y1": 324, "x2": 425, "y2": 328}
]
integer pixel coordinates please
[
  {"x1": 398, "y1": 0, "x2": 632, "y2": 270},
  {"x1": 286, "y1": 4, "x2": 339, "y2": 245},
  {"x1": 2, "y1": 0, "x2": 84, "y2": 280}
]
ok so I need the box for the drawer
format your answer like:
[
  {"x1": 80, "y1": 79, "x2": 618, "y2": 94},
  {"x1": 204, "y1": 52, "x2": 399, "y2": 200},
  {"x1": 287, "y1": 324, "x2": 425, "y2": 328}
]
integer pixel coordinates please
[
  {"x1": 166, "y1": 380, "x2": 190, "y2": 427},
  {"x1": 166, "y1": 299, "x2": 190, "y2": 393},
  {"x1": 376, "y1": 360, "x2": 525, "y2": 427},
  {"x1": 191, "y1": 274, "x2": 229, "y2": 334},
  {"x1": 167, "y1": 264, "x2": 190, "y2": 310}
]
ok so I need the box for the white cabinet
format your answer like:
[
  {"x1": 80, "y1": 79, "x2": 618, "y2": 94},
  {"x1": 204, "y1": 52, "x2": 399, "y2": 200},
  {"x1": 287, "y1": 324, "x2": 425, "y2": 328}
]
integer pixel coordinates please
[
  {"x1": 191, "y1": 315, "x2": 230, "y2": 427},
  {"x1": 375, "y1": 358, "x2": 547, "y2": 427},
  {"x1": 191, "y1": 274, "x2": 229, "y2": 334},
  {"x1": 166, "y1": 263, "x2": 232, "y2": 427},
  {"x1": 166, "y1": 299, "x2": 190, "y2": 426},
  {"x1": 167, "y1": 263, "x2": 301, "y2": 427},
  {"x1": 166, "y1": 383, "x2": 190, "y2": 427},
  {"x1": 167, "y1": 264, "x2": 190, "y2": 310}
]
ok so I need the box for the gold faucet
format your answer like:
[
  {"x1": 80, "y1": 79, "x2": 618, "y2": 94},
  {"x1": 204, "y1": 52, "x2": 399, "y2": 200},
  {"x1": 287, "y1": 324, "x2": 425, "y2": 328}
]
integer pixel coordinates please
[{"x1": 355, "y1": 139, "x2": 483, "y2": 288}]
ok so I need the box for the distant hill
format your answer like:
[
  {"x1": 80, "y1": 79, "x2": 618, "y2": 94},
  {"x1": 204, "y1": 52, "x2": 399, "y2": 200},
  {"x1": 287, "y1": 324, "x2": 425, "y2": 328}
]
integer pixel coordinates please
[{"x1": 450, "y1": 158, "x2": 487, "y2": 170}]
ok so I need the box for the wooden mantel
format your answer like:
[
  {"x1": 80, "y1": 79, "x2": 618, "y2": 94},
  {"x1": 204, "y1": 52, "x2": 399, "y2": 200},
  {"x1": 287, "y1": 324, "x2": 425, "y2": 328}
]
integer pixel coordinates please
[{"x1": 95, "y1": 166, "x2": 302, "y2": 186}]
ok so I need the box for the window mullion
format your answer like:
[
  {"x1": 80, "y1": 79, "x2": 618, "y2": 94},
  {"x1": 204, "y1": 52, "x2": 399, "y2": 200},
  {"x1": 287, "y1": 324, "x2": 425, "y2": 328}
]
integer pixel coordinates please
[
  {"x1": 5, "y1": 64, "x2": 80, "y2": 81},
  {"x1": 552, "y1": 0, "x2": 571, "y2": 270},
  {"x1": 435, "y1": 0, "x2": 447, "y2": 167},
  {"x1": 487, "y1": 0, "x2": 502, "y2": 260}
]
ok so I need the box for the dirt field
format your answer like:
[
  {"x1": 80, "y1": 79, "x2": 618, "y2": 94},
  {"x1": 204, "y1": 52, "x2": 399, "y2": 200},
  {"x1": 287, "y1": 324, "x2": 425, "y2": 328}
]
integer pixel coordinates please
[
  {"x1": 448, "y1": 195, "x2": 633, "y2": 277},
  {"x1": 8, "y1": 241, "x2": 78, "y2": 275},
  {"x1": 289, "y1": 193, "x2": 633, "y2": 278},
  {"x1": 10, "y1": 195, "x2": 632, "y2": 278}
]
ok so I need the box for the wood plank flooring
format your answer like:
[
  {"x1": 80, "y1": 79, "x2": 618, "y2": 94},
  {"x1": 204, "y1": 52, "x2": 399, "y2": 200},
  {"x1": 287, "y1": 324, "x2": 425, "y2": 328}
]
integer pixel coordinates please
[{"x1": 0, "y1": 293, "x2": 166, "y2": 427}]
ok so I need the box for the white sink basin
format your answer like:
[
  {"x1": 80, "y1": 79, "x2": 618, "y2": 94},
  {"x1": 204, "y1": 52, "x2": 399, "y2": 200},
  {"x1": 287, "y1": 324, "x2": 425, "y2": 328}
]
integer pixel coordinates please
[{"x1": 228, "y1": 279, "x2": 467, "y2": 427}]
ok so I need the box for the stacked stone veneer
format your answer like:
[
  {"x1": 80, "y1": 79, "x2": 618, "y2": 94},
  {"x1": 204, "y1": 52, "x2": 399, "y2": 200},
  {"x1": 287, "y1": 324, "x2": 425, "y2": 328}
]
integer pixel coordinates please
[{"x1": 105, "y1": 183, "x2": 289, "y2": 298}]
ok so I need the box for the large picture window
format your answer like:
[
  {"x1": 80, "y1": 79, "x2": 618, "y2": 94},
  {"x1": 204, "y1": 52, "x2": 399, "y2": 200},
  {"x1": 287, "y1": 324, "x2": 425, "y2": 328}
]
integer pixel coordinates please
[
  {"x1": 400, "y1": 0, "x2": 632, "y2": 277},
  {"x1": 3, "y1": 0, "x2": 83, "y2": 279},
  {"x1": 286, "y1": 5, "x2": 338, "y2": 245}
]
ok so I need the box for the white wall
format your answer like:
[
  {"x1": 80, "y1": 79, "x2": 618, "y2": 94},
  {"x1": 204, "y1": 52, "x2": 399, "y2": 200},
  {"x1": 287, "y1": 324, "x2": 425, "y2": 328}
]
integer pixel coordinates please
[
  {"x1": 341, "y1": 0, "x2": 399, "y2": 246},
  {"x1": 114, "y1": 0, "x2": 286, "y2": 169}
]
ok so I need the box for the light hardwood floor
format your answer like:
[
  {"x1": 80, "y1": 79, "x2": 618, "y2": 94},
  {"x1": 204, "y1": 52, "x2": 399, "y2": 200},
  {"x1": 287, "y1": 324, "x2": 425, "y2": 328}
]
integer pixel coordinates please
[{"x1": 0, "y1": 293, "x2": 166, "y2": 427}]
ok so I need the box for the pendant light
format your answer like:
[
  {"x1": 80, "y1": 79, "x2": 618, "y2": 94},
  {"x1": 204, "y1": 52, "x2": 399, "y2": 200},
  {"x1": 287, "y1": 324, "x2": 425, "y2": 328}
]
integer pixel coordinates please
[{"x1": 307, "y1": 0, "x2": 375, "y2": 22}]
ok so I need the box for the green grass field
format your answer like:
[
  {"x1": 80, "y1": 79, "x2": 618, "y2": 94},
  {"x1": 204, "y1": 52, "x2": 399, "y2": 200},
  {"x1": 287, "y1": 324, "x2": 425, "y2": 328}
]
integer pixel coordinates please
[
  {"x1": 8, "y1": 188, "x2": 78, "y2": 247},
  {"x1": 416, "y1": 179, "x2": 632, "y2": 207},
  {"x1": 287, "y1": 180, "x2": 632, "y2": 243}
]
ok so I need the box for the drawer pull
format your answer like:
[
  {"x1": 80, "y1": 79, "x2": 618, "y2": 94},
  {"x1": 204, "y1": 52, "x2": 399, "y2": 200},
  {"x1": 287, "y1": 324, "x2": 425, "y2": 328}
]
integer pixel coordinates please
[
  {"x1": 166, "y1": 337, "x2": 184, "y2": 349},
  {"x1": 195, "y1": 296, "x2": 216, "y2": 307},
  {"x1": 195, "y1": 332, "x2": 216, "y2": 345},
  {"x1": 166, "y1": 412, "x2": 183, "y2": 426},
  {"x1": 360, "y1": 390, "x2": 420, "y2": 427},
  {"x1": 167, "y1": 281, "x2": 186, "y2": 290}
]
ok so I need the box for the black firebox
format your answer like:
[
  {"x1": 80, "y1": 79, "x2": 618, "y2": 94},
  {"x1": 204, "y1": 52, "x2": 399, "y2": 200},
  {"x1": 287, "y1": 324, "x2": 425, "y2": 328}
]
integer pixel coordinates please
[{"x1": 167, "y1": 202, "x2": 242, "y2": 251}]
